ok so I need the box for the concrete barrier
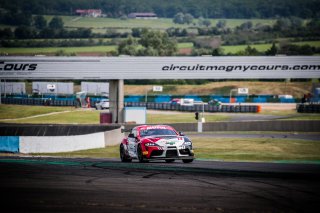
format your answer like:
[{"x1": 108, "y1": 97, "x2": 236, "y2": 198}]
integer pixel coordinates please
[
  {"x1": 104, "y1": 127, "x2": 124, "y2": 146},
  {"x1": 20, "y1": 132, "x2": 105, "y2": 153},
  {"x1": 0, "y1": 124, "x2": 123, "y2": 153}
]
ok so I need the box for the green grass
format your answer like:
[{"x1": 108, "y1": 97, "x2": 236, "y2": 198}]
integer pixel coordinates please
[
  {"x1": 192, "y1": 137, "x2": 320, "y2": 161},
  {"x1": 0, "y1": 105, "x2": 74, "y2": 119},
  {"x1": 0, "y1": 104, "x2": 100, "y2": 124},
  {"x1": 62, "y1": 16, "x2": 188, "y2": 30},
  {"x1": 1, "y1": 104, "x2": 320, "y2": 124},
  {"x1": 280, "y1": 114, "x2": 320, "y2": 120},
  {"x1": 55, "y1": 16, "x2": 277, "y2": 30},
  {"x1": 147, "y1": 113, "x2": 230, "y2": 123},
  {"x1": 2, "y1": 39, "x2": 319, "y2": 56},
  {"x1": 0, "y1": 45, "x2": 117, "y2": 55},
  {"x1": 2, "y1": 110, "x2": 101, "y2": 124},
  {"x1": 36, "y1": 146, "x2": 120, "y2": 159},
  {"x1": 221, "y1": 43, "x2": 273, "y2": 54},
  {"x1": 177, "y1": 42, "x2": 193, "y2": 49},
  {"x1": 0, "y1": 43, "x2": 194, "y2": 55},
  {"x1": 293, "y1": 40, "x2": 320, "y2": 47},
  {"x1": 222, "y1": 41, "x2": 320, "y2": 54},
  {"x1": 34, "y1": 137, "x2": 320, "y2": 162}
]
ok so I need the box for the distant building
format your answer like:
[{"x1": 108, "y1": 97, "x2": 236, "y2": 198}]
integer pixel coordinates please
[
  {"x1": 76, "y1": 9, "x2": 102, "y2": 17},
  {"x1": 128, "y1": 12, "x2": 157, "y2": 19}
]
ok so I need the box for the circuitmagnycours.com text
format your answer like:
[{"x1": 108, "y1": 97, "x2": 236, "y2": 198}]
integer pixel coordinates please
[{"x1": 162, "y1": 64, "x2": 320, "y2": 72}]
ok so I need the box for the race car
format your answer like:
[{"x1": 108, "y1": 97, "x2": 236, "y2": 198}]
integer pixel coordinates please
[{"x1": 120, "y1": 125, "x2": 194, "y2": 163}]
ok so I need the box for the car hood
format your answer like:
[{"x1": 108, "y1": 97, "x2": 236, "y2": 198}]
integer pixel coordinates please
[{"x1": 141, "y1": 135, "x2": 185, "y2": 146}]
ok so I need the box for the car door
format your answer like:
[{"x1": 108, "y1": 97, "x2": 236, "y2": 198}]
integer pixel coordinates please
[{"x1": 127, "y1": 129, "x2": 138, "y2": 158}]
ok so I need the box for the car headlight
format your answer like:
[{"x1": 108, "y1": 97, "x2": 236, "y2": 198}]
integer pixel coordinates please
[
  {"x1": 183, "y1": 141, "x2": 192, "y2": 146},
  {"x1": 145, "y1": 143, "x2": 159, "y2": 147}
]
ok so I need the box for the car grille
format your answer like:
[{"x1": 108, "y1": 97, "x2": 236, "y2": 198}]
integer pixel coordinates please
[
  {"x1": 179, "y1": 149, "x2": 190, "y2": 155},
  {"x1": 166, "y1": 150, "x2": 178, "y2": 158},
  {"x1": 150, "y1": 150, "x2": 163, "y2": 157}
]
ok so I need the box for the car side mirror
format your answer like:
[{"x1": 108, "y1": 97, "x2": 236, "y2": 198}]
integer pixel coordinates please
[
  {"x1": 179, "y1": 131, "x2": 185, "y2": 136},
  {"x1": 128, "y1": 133, "x2": 135, "y2": 138}
]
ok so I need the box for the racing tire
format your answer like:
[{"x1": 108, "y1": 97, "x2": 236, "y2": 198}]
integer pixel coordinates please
[
  {"x1": 120, "y1": 145, "x2": 132, "y2": 162},
  {"x1": 182, "y1": 159, "x2": 193, "y2": 163},
  {"x1": 137, "y1": 145, "x2": 148, "y2": 163},
  {"x1": 165, "y1": 159, "x2": 175, "y2": 163}
]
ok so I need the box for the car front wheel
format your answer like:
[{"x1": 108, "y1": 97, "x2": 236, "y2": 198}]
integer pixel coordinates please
[
  {"x1": 137, "y1": 145, "x2": 148, "y2": 163},
  {"x1": 120, "y1": 145, "x2": 132, "y2": 162}
]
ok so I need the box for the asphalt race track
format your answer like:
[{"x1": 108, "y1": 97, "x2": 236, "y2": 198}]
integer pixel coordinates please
[{"x1": 1, "y1": 157, "x2": 320, "y2": 213}]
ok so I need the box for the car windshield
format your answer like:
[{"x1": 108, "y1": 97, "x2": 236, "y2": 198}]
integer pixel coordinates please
[{"x1": 140, "y1": 129, "x2": 177, "y2": 137}]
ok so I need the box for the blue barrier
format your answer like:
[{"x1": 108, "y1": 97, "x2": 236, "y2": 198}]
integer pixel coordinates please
[
  {"x1": 0, "y1": 136, "x2": 19, "y2": 153},
  {"x1": 253, "y1": 97, "x2": 267, "y2": 103},
  {"x1": 235, "y1": 97, "x2": 246, "y2": 103},
  {"x1": 185, "y1": 95, "x2": 202, "y2": 101},
  {"x1": 280, "y1": 98, "x2": 296, "y2": 103},
  {"x1": 125, "y1": 95, "x2": 144, "y2": 102},
  {"x1": 217, "y1": 97, "x2": 230, "y2": 103},
  {"x1": 155, "y1": 95, "x2": 171, "y2": 103}
]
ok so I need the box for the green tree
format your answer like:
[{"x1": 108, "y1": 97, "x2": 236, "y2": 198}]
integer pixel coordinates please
[
  {"x1": 14, "y1": 26, "x2": 36, "y2": 39},
  {"x1": 246, "y1": 45, "x2": 259, "y2": 55},
  {"x1": 49, "y1": 16, "x2": 64, "y2": 29},
  {"x1": 216, "y1": 20, "x2": 227, "y2": 28},
  {"x1": 139, "y1": 30, "x2": 177, "y2": 56},
  {"x1": 33, "y1": 15, "x2": 47, "y2": 29},
  {"x1": 183, "y1": 13, "x2": 194, "y2": 24},
  {"x1": 173, "y1": 12, "x2": 184, "y2": 24},
  {"x1": 0, "y1": 28, "x2": 13, "y2": 39},
  {"x1": 202, "y1": 19, "x2": 212, "y2": 27},
  {"x1": 118, "y1": 35, "x2": 139, "y2": 56},
  {"x1": 265, "y1": 43, "x2": 278, "y2": 56}
]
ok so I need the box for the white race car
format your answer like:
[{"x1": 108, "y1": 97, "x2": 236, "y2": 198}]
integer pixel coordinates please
[{"x1": 120, "y1": 125, "x2": 194, "y2": 163}]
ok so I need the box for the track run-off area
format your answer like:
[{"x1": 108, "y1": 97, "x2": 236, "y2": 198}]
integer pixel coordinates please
[{"x1": 1, "y1": 156, "x2": 320, "y2": 213}]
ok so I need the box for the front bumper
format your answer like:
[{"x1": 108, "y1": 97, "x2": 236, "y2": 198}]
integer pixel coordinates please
[{"x1": 144, "y1": 146, "x2": 194, "y2": 160}]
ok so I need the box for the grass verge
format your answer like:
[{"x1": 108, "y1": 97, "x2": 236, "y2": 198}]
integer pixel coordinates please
[
  {"x1": 0, "y1": 105, "x2": 232, "y2": 124},
  {"x1": 0, "y1": 105, "x2": 74, "y2": 119},
  {"x1": 192, "y1": 137, "x2": 320, "y2": 162},
  {"x1": 31, "y1": 137, "x2": 320, "y2": 163},
  {"x1": 147, "y1": 113, "x2": 230, "y2": 123}
]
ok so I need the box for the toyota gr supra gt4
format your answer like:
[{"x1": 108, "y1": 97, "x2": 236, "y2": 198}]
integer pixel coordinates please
[{"x1": 120, "y1": 125, "x2": 194, "y2": 163}]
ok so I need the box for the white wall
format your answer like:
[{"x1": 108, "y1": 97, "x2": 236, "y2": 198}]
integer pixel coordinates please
[
  {"x1": 19, "y1": 132, "x2": 105, "y2": 153},
  {"x1": 104, "y1": 127, "x2": 124, "y2": 146}
]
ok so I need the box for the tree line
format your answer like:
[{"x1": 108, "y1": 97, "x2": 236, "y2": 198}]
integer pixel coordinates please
[{"x1": 1, "y1": 0, "x2": 320, "y2": 19}]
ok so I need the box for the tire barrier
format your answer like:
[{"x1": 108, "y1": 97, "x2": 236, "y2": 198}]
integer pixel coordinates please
[
  {"x1": 2, "y1": 98, "x2": 259, "y2": 113},
  {"x1": 1, "y1": 97, "x2": 75, "y2": 107},
  {"x1": 297, "y1": 103, "x2": 320, "y2": 113},
  {"x1": 125, "y1": 102, "x2": 259, "y2": 113}
]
